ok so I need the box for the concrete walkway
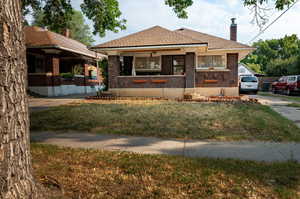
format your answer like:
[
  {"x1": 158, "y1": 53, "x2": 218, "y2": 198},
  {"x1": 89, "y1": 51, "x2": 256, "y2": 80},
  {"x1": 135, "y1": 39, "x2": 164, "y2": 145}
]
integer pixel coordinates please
[
  {"x1": 250, "y1": 95, "x2": 300, "y2": 128},
  {"x1": 31, "y1": 132, "x2": 300, "y2": 162}
]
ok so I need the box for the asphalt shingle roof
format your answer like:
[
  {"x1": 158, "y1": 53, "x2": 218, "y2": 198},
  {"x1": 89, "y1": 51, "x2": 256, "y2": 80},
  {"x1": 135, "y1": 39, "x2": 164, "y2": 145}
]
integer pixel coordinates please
[
  {"x1": 175, "y1": 28, "x2": 252, "y2": 50},
  {"x1": 93, "y1": 26, "x2": 207, "y2": 49},
  {"x1": 25, "y1": 26, "x2": 104, "y2": 59},
  {"x1": 93, "y1": 26, "x2": 252, "y2": 50}
]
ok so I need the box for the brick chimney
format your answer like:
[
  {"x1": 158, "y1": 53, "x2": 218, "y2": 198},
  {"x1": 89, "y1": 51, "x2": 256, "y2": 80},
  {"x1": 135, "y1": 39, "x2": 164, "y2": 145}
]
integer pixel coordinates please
[
  {"x1": 63, "y1": 29, "x2": 70, "y2": 38},
  {"x1": 230, "y1": 18, "x2": 237, "y2": 41}
]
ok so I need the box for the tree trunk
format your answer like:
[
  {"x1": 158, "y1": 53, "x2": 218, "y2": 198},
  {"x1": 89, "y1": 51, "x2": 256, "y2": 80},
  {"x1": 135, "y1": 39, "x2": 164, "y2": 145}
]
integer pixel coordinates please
[{"x1": 0, "y1": 0, "x2": 39, "y2": 198}]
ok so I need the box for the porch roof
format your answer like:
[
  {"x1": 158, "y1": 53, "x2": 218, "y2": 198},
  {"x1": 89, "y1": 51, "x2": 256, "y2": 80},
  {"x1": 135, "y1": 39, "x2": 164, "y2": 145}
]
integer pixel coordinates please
[{"x1": 25, "y1": 26, "x2": 105, "y2": 59}]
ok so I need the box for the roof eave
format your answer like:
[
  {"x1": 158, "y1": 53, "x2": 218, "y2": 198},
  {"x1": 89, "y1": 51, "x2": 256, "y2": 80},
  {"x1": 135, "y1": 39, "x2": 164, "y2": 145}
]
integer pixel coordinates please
[
  {"x1": 27, "y1": 45, "x2": 105, "y2": 60},
  {"x1": 208, "y1": 47, "x2": 256, "y2": 51},
  {"x1": 91, "y1": 43, "x2": 208, "y2": 52}
]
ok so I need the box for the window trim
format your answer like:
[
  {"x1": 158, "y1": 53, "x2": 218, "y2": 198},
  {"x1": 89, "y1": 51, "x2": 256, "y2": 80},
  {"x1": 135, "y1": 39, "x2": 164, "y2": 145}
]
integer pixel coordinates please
[
  {"x1": 133, "y1": 55, "x2": 162, "y2": 72},
  {"x1": 196, "y1": 53, "x2": 227, "y2": 70}
]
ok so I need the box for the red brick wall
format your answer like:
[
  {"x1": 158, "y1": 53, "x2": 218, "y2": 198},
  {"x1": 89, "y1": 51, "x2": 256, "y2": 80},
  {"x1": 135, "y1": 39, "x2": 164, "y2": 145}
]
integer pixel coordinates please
[
  {"x1": 195, "y1": 53, "x2": 239, "y2": 87},
  {"x1": 117, "y1": 76, "x2": 185, "y2": 88}
]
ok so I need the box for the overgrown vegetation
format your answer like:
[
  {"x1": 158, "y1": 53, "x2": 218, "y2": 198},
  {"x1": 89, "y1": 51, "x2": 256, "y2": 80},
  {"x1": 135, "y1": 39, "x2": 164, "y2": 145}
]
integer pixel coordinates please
[
  {"x1": 30, "y1": 100, "x2": 300, "y2": 142},
  {"x1": 32, "y1": 144, "x2": 300, "y2": 199},
  {"x1": 242, "y1": 35, "x2": 300, "y2": 76}
]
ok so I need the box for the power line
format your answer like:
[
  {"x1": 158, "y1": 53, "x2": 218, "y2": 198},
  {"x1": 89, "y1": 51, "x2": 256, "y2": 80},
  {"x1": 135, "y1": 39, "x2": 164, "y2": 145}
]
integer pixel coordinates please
[{"x1": 248, "y1": 0, "x2": 299, "y2": 44}]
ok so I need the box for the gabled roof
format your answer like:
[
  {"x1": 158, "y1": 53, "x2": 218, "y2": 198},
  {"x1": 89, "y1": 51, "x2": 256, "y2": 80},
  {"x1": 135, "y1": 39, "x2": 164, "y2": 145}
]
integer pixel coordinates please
[
  {"x1": 175, "y1": 28, "x2": 252, "y2": 50},
  {"x1": 25, "y1": 26, "x2": 104, "y2": 59},
  {"x1": 93, "y1": 26, "x2": 253, "y2": 51},
  {"x1": 92, "y1": 26, "x2": 207, "y2": 49}
]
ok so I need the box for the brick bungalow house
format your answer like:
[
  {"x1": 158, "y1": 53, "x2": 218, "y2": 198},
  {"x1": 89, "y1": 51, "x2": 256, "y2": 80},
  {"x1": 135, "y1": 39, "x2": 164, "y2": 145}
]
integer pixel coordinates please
[
  {"x1": 25, "y1": 26, "x2": 105, "y2": 97},
  {"x1": 91, "y1": 19, "x2": 254, "y2": 98}
]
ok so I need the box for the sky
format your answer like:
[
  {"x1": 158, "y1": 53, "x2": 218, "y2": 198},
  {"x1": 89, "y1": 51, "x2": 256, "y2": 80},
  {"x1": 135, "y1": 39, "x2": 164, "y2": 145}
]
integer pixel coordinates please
[{"x1": 71, "y1": 0, "x2": 300, "y2": 46}]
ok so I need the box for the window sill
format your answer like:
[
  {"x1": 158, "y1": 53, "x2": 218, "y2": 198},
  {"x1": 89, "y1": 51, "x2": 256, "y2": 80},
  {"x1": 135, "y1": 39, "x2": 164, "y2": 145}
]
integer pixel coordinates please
[
  {"x1": 118, "y1": 75, "x2": 185, "y2": 77},
  {"x1": 196, "y1": 68, "x2": 230, "y2": 72}
]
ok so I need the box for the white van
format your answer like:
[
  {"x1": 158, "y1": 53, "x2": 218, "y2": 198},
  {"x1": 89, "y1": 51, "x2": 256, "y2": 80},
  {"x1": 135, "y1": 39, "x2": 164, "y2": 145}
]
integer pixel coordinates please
[{"x1": 239, "y1": 75, "x2": 259, "y2": 94}]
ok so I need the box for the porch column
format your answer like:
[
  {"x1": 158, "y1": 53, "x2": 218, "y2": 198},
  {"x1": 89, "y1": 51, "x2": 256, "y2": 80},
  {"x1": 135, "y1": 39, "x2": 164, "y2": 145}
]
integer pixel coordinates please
[
  {"x1": 45, "y1": 54, "x2": 60, "y2": 86},
  {"x1": 108, "y1": 55, "x2": 120, "y2": 89},
  {"x1": 185, "y1": 52, "x2": 195, "y2": 88},
  {"x1": 84, "y1": 62, "x2": 89, "y2": 86}
]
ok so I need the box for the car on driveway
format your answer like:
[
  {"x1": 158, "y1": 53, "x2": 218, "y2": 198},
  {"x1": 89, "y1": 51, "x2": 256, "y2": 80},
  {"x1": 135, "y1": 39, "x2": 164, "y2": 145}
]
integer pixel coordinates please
[
  {"x1": 239, "y1": 75, "x2": 259, "y2": 94},
  {"x1": 272, "y1": 75, "x2": 300, "y2": 95}
]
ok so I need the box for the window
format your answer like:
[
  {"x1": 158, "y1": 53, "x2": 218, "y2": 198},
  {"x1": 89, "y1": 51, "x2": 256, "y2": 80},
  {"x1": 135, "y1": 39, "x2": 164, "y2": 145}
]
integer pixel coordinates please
[
  {"x1": 172, "y1": 56, "x2": 185, "y2": 75},
  {"x1": 135, "y1": 56, "x2": 161, "y2": 71},
  {"x1": 35, "y1": 57, "x2": 45, "y2": 73},
  {"x1": 288, "y1": 76, "x2": 297, "y2": 82},
  {"x1": 241, "y1": 76, "x2": 258, "y2": 83},
  {"x1": 27, "y1": 54, "x2": 45, "y2": 73},
  {"x1": 198, "y1": 55, "x2": 225, "y2": 68}
]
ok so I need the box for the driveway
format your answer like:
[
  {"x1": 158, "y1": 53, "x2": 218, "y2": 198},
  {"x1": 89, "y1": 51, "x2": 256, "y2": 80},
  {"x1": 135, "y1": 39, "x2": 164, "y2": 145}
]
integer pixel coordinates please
[{"x1": 249, "y1": 94, "x2": 300, "y2": 128}]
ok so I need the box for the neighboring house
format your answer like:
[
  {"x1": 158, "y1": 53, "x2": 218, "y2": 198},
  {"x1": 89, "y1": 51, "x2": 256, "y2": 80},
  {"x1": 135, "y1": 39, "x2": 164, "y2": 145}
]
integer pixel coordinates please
[
  {"x1": 25, "y1": 26, "x2": 105, "y2": 97},
  {"x1": 91, "y1": 19, "x2": 254, "y2": 98},
  {"x1": 238, "y1": 63, "x2": 263, "y2": 77}
]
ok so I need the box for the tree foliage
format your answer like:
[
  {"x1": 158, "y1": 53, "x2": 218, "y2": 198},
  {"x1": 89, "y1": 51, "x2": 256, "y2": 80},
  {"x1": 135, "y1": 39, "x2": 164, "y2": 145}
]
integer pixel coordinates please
[
  {"x1": 164, "y1": 0, "x2": 193, "y2": 18},
  {"x1": 242, "y1": 35, "x2": 300, "y2": 76},
  {"x1": 32, "y1": 10, "x2": 95, "y2": 45}
]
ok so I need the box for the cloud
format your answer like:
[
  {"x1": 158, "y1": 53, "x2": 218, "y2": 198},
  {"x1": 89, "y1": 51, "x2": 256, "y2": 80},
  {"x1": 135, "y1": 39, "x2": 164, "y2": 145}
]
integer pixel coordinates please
[{"x1": 71, "y1": 0, "x2": 300, "y2": 46}]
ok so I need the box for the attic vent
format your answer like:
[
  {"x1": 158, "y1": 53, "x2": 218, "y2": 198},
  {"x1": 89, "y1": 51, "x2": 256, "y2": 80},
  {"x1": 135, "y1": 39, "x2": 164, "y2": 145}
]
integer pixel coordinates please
[{"x1": 178, "y1": 28, "x2": 185, "y2": 31}]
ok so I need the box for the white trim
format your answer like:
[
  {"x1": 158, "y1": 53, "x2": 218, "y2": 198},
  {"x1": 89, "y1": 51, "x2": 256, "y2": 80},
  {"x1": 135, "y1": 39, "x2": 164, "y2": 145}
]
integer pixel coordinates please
[
  {"x1": 133, "y1": 55, "x2": 162, "y2": 74},
  {"x1": 95, "y1": 43, "x2": 207, "y2": 51},
  {"x1": 208, "y1": 48, "x2": 255, "y2": 51},
  {"x1": 117, "y1": 75, "x2": 185, "y2": 78},
  {"x1": 195, "y1": 54, "x2": 227, "y2": 70},
  {"x1": 27, "y1": 45, "x2": 104, "y2": 60},
  {"x1": 196, "y1": 69, "x2": 230, "y2": 72},
  {"x1": 58, "y1": 46, "x2": 104, "y2": 60}
]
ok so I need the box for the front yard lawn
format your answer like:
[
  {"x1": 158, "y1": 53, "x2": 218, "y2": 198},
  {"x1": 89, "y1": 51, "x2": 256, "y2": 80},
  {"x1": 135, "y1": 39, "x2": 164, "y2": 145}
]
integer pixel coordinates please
[
  {"x1": 33, "y1": 144, "x2": 300, "y2": 199},
  {"x1": 30, "y1": 100, "x2": 300, "y2": 142}
]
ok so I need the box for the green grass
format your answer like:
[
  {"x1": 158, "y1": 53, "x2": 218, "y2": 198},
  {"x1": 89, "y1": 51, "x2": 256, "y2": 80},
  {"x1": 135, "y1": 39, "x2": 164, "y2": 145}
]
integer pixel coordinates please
[
  {"x1": 287, "y1": 103, "x2": 300, "y2": 108},
  {"x1": 32, "y1": 144, "x2": 300, "y2": 199},
  {"x1": 30, "y1": 100, "x2": 300, "y2": 142},
  {"x1": 258, "y1": 92, "x2": 300, "y2": 103}
]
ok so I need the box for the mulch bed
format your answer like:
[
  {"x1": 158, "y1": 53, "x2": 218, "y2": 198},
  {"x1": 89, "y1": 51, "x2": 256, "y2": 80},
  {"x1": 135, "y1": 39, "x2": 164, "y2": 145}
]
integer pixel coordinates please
[{"x1": 85, "y1": 95, "x2": 259, "y2": 104}]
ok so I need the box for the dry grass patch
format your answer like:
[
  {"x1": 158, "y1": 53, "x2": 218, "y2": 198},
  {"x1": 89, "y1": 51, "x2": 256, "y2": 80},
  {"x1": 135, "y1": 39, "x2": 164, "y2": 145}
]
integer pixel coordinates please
[
  {"x1": 30, "y1": 100, "x2": 300, "y2": 142},
  {"x1": 33, "y1": 144, "x2": 300, "y2": 199}
]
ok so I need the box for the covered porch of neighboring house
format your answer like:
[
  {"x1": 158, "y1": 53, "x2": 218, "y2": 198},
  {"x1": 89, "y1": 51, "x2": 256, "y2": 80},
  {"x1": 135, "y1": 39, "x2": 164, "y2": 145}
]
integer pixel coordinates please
[{"x1": 27, "y1": 48, "x2": 103, "y2": 97}]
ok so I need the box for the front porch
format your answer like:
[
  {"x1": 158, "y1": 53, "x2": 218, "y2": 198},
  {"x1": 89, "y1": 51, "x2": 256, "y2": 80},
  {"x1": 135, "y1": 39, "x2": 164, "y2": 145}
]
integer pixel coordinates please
[
  {"x1": 107, "y1": 51, "x2": 239, "y2": 99},
  {"x1": 27, "y1": 48, "x2": 102, "y2": 97}
]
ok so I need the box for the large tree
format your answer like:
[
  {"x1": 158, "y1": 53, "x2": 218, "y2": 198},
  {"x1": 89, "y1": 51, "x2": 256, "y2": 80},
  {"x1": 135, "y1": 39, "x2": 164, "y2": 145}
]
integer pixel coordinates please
[
  {"x1": 32, "y1": 10, "x2": 95, "y2": 45},
  {"x1": 1, "y1": 0, "x2": 296, "y2": 198},
  {"x1": 0, "y1": 0, "x2": 40, "y2": 198}
]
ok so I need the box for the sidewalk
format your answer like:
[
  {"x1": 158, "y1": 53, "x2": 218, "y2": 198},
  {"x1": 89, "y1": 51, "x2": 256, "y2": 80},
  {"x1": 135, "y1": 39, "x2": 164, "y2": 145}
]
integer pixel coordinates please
[
  {"x1": 31, "y1": 132, "x2": 300, "y2": 162},
  {"x1": 250, "y1": 95, "x2": 300, "y2": 128}
]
